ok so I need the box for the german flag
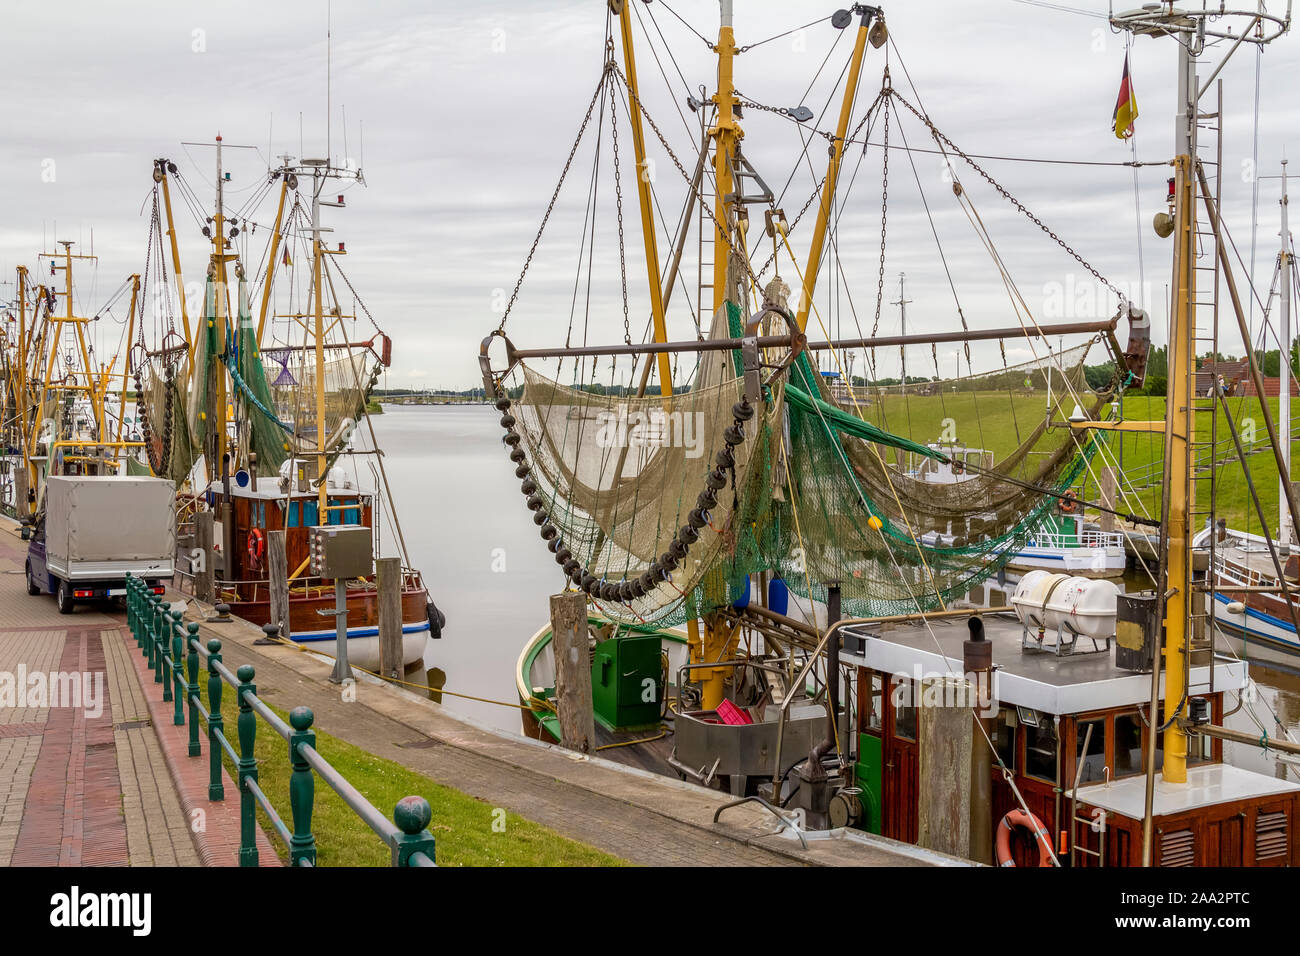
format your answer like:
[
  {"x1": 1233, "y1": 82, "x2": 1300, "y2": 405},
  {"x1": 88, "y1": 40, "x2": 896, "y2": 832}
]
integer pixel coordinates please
[{"x1": 1112, "y1": 53, "x2": 1138, "y2": 140}]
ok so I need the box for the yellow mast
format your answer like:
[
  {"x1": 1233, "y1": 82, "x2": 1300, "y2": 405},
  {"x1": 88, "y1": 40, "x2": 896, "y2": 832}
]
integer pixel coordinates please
[
  {"x1": 208, "y1": 135, "x2": 235, "y2": 485},
  {"x1": 311, "y1": 169, "x2": 329, "y2": 518},
  {"x1": 709, "y1": 3, "x2": 740, "y2": 319},
  {"x1": 258, "y1": 172, "x2": 292, "y2": 344},
  {"x1": 690, "y1": 1, "x2": 745, "y2": 710},
  {"x1": 613, "y1": 0, "x2": 672, "y2": 396},
  {"x1": 155, "y1": 160, "x2": 193, "y2": 359},
  {"x1": 796, "y1": 8, "x2": 879, "y2": 333},
  {"x1": 116, "y1": 274, "x2": 140, "y2": 446}
]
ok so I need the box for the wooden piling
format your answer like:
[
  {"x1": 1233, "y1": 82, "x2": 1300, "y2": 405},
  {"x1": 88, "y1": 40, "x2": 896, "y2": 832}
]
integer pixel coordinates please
[
  {"x1": 377, "y1": 557, "x2": 404, "y2": 682},
  {"x1": 1100, "y1": 466, "x2": 1117, "y2": 534},
  {"x1": 268, "y1": 529, "x2": 290, "y2": 640},
  {"x1": 550, "y1": 591, "x2": 594, "y2": 754},
  {"x1": 917, "y1": 676, "x2": 973, "y2": 859},
  {"x1": 194, "y1": 511, "x2": 215, "y2": 603}
]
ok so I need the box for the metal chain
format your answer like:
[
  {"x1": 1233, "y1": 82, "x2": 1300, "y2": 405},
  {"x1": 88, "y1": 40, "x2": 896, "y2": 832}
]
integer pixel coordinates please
[
  {"x1": 732, "y1": 92, "x2": 805, "y2": 121},
  {"x1": 609, "y1": 62, "x2": 762, "y2": 291},
  {"x1": 871, "y1": 99, "x2": 890, "y2": 340},
  {"x1": 496, "y1": 66, "x2": 611, "y2": 334},
  {"x1": 140, "y1": 194, "x2": 157, "y2": 351},
  {"x1": 752, "y1": 89, "x2": 886, "y2": 280},
  {"x1": 608, "y1": 57, "x2": 632, "y2": 346},
  {"x1": 890, "y1": 89, "x2": 1125, "y2": 301}
]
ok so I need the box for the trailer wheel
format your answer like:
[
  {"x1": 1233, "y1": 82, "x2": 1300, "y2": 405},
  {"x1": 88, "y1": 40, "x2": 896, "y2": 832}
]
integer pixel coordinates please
[
  {"x1": 55, "y1": 578, "x2": 74, "y2": 615},
  {"x1": 25, "y1": 563, "x2": 39, "y2": 596}
]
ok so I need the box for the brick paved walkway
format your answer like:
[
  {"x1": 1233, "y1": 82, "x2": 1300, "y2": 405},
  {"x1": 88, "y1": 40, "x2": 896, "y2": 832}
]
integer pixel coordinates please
[{"x1": 0, "y1": 525, "x2": 206, "y2": 866}]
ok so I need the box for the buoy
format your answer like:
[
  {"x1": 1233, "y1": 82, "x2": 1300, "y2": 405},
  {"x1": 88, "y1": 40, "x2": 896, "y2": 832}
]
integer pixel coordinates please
[{"x1": 996, "y1": 808, "x2": 1054, "y2": 867}]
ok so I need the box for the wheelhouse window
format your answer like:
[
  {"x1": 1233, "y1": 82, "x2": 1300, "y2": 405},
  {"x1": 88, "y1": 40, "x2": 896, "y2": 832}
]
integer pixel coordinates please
[
  {"x1": 1075, "y1": 717, "x2": 1107, "y2": 783},
  {"x1": 1114, "y1": 712, "x2": 1145, "y2": 778},
  {"x1": 891, "y1": 677, "x2": 916, "y2": 741},
  {"x1": 1023, "y1": 713, "x2": 1059, "y2": 783},
  {"x1": 863, "y1": 673, "x2": 883, "y2": 733},
  {"x1": 993, "y1": 708, "x2": 1017, "y2": 771}
]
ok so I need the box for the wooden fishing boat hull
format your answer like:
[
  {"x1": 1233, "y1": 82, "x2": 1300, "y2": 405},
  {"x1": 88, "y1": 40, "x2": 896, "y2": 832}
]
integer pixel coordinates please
[
  {"x1": 1004, "y1": 543, "x2": 1126, "y2": 577},
  {"x1": 1208, "y1": 590, "x2": 1300, "y2": 665},
  {"x1": 229, "y1": 584, "x2": 432, "y2": 671}
]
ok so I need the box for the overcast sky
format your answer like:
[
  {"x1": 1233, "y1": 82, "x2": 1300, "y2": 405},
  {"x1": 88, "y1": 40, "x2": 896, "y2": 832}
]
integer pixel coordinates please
[{"x1": 2, "y1": 0, "x2": 1297, "y2": 389}]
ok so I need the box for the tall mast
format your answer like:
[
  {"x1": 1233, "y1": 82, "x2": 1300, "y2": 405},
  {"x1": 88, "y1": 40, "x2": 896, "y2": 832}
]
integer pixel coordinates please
[
  {"x1": 1111, "y1": 0, "x2": 1291, "y2": 867},
  {"x1": 710, "y1": 0, "x2": 740, "y2": 317},
  {"x1": 613, "y1": 0, "x2": 671, "y2": 396},
  {"x1": 795, "y1": 5, "x2": 881, "y2": 332},
  {"x1": 154, "y1": 160, "x2": 193, "y2": 360},
  {"x1": 257, "y1": 161, "x2": 295, "y2": 343},
  {"x1": 210, "y1": 135, "x2": 231, "y2": 486},
  {"x1": 310, "y1": 168, "x2": 329, "y2": 519},
  {"x1": 1280, "y1": 160, "x2": 1292, "y2": 545}
]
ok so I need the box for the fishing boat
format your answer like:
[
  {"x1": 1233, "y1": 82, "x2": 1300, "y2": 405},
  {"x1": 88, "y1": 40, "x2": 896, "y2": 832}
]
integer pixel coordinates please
[
  {"x1": 132, "y1": 142, "x2": 443, "y2": 676},
  {"x1": 484, "y1": 0, "x2": 1300, "y2": 865},
  {"x1": 912, "y1": 442, "x2": 1126, "y2": 576},
  {"x1": 0, "y1": 244, "x2": 143, "y2": 520}
]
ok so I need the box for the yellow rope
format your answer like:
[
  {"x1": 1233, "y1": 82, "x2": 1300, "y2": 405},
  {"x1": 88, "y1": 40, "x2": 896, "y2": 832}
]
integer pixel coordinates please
[
  {"x1": 250, "y1": 632, "x2": 540, "y2": 711},
  {"x1": 595, "y1": 729, "x2": 667, "y2": 751}
]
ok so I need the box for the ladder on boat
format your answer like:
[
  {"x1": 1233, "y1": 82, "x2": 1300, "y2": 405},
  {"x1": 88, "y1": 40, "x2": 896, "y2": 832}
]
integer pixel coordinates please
[
  {"x1": 1186, "y1": 81, "x2": 1225, "y2": 664},
  {"x1": 1068, "y1": 723, "x2": 1107, "y2": 867}
]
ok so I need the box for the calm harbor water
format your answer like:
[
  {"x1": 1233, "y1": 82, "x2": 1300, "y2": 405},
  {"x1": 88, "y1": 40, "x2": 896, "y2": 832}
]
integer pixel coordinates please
[
  {"x1": 368, "y1": 404, "x2": 1300, "y2": 780},
  {"x1": 367, "y1": 403, "x2": 557, "y2": 731}
]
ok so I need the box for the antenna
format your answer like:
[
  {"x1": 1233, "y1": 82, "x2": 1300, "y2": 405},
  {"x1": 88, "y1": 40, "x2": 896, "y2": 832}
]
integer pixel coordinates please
[{"x1": 891, "y1": 273, "x2": 912, "y2": 386}]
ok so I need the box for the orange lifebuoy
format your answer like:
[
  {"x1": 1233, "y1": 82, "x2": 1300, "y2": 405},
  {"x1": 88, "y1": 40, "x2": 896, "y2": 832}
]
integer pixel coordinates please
[
  {"x1": 996, "y1": 808, "x2": 1054, "y2": 867},
  {"x1": 1058, "y1": 492, "x2": 1079, "y2": 515},
  {"x1": 246, "y1": 528, "x2": 266, "y2": 569}
]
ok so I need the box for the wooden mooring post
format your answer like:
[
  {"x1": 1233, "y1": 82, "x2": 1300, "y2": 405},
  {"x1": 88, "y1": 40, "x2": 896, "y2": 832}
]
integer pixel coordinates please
[
  {"x1": 268, "y1": 529, "x2": 290, "y2": 640},
  {"x1": 917, "y1": 676, "x2": 973, "y2": 859},
  {"x1": 194, "y1": 511, "x2": 215, "y2": 603},
  {"x1": 1099, "y1": 466, "x2": 1117, "y2": 534},
  {"x1": 550, "y1": 591, "x2": 594, "y2": 754},
  {"x1": 377, "y1": 557, "x2": 404, "y2": 682}
]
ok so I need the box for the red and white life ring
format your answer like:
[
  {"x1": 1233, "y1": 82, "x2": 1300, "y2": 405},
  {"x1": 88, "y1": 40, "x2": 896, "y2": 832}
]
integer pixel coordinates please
[
  {"x1": 246, "y1": 528, "x2": 266, "y2": 569},
  {"x1": 995, "y1": 808, "x2": 1054, "y2": 867}
]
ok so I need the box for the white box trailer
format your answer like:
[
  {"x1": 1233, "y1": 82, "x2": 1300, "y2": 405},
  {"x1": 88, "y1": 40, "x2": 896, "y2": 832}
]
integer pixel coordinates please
[{"x1": 41, "y1": 475, "x2": 175, "y2": 594}]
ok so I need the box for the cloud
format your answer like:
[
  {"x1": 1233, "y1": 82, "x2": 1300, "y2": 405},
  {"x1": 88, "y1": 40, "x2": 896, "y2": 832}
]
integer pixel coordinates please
[{"x1": 3, "y1": 1, "x2": 1296, "y2": 389}]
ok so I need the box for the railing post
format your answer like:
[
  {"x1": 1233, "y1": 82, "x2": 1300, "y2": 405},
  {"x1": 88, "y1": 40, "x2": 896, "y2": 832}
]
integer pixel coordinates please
[
  {"x1": 236, "y1": 664, "x2": 259, "y2": 868},
  {"x1": 207, "y1": 639, "x2": 225, "y2": 801},
  {"x1": 288, "y1": 706, "x2": 317, "y2": 867},
  {"x1": 153, "y1": 598, "x2": 166, "y2": 684},
  {"x1": 186, "y1": 623, "x2": 201, "y2": 757},
  {"x1": 126, "y1": 575, "x2": 135, "y2": 636},
  {"x1": 391, "y1": 796, "x2": 437, "y2": 867},
  {"x1": 161, "y1": 608, "x2": 175, "y2": 704},
  {"x1": 143, "y1": 593, "x2": 156, "y2": 662},
  {"x1": 171, "y1": 608, "x2": 185, "y2": 725}
]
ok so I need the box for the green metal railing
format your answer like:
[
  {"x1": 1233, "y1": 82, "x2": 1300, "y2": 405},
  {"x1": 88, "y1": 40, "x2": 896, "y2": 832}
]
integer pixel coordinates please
[{"x1": 125, "y1": 574, "x2": 437, "y2": 867}]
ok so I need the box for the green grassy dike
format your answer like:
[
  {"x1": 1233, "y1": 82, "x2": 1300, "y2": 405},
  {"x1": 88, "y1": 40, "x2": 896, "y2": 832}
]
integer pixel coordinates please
[
  {"x1": 853, "y1": 389, "x2": 1299, "y2": 530},
  {"x1": 211, "y1": 700, "x2": 624, "y2": 867}
]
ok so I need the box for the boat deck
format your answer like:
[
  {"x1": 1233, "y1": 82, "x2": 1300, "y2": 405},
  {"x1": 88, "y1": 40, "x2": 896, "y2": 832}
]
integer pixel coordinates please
[
  {"x1": 841, "y1": 612, "x2": 1246, "y2": 715},
  {"x1": 1072, "y1": 762, "x2": 1300, "y2": 818},
  {"x1": 1213, "y1": 534, "x2": 1293, "y2": 584}
]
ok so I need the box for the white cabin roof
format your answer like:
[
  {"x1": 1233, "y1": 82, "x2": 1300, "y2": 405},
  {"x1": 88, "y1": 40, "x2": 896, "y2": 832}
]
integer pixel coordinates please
[
  {"x1": 841, "y1": 612, "x2": 1247, "y2": 716},
  {"x1": 1072, "y1": 762, "x2": 1300, "y2": 819}
]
